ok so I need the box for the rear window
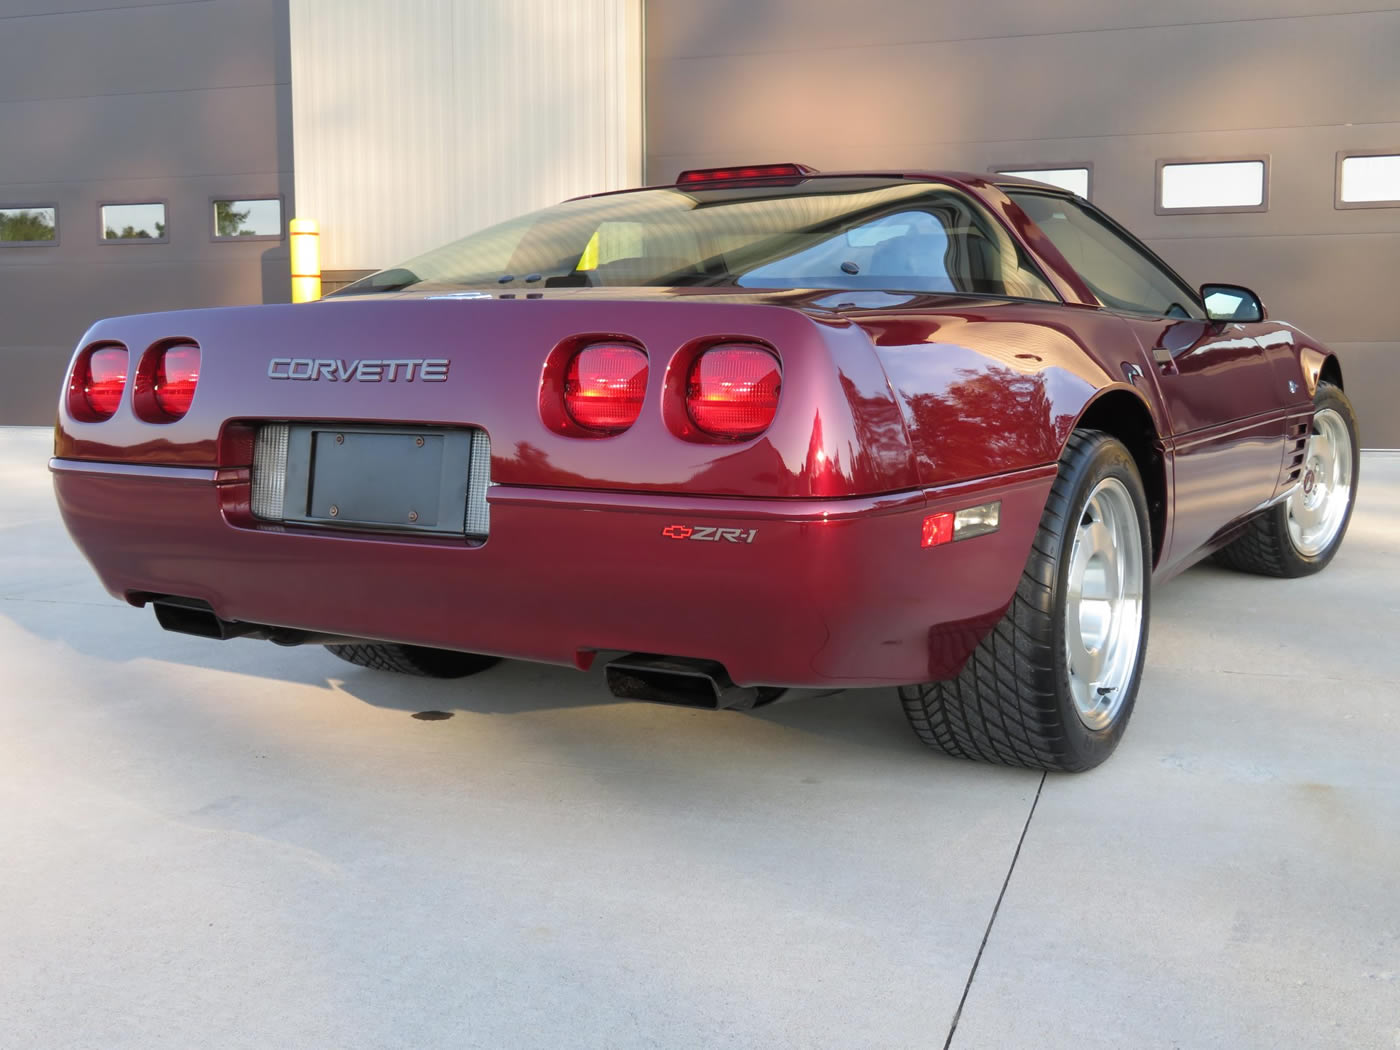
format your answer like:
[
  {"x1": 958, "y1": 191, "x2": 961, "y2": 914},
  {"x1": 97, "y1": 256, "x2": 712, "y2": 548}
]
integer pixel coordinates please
[{"x1": 339, "y1": 178, "x2": 1057, "y2": 302}]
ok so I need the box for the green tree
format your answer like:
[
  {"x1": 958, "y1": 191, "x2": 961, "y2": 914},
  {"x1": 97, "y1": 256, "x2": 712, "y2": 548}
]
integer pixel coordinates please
[
  {"x1": 215, "y1": 201, "x2": 250, "y2": 237},
  {"x1": 0, "y1": 209, "x2": 56, "y2": 242}
]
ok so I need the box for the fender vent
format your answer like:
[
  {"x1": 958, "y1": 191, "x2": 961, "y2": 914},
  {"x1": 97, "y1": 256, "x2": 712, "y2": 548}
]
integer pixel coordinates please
[{"x1": 1285, "y1": 421, "x2": 1309, "y2": 483}]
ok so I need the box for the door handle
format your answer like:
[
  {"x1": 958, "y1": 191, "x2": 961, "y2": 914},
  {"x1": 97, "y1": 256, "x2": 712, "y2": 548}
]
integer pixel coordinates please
[{"x1": 1152, "y1": 346, "x2": 1174, "y2": 365}]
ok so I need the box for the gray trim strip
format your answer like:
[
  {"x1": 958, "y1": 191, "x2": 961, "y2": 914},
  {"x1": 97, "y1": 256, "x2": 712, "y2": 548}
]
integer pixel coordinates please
[{"x1": 49, "y1": 458, "x2": 217, "y2": 482}]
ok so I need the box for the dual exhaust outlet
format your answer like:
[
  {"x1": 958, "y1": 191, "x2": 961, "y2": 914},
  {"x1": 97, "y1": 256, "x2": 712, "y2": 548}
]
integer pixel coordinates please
[
  {"x1": 603, "y1": 653, "x2": 783, "y2": 710},
  {"x1": 150, "y1": 597, "x2": 780, "y2": 710}
]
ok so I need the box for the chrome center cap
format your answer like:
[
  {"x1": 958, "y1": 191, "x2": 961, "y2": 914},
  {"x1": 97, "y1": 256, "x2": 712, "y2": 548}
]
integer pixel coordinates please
[{"x1": 1302, "y1": 469, "x2": 1316, "y2": 494}]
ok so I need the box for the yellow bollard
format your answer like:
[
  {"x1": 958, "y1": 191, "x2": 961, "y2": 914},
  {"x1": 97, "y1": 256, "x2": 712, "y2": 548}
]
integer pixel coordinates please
[{"x1": 289, "y1": 218, "x2": 321, "y2": 303}]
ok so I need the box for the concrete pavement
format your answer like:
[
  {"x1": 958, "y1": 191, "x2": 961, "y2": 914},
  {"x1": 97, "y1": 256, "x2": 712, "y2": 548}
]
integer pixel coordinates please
[{"x1": 2, "y1": 426, "x2": 1397, "y2": 1048}]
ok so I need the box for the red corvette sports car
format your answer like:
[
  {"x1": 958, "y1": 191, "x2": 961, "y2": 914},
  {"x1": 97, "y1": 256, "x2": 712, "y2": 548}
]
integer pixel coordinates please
[{"x1": 52, "y1": 164, "x2": 1359, "y2": 771}]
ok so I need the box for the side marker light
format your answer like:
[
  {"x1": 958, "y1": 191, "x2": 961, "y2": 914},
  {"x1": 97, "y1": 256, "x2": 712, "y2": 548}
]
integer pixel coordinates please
[
  {"x1": 922, "y1": 512, "x2": 954, "y2": 548},
  {"x1": 954, "y1": 501, "x2": 1001, "y2": 541},
  {"x1": 922, "y1": 501, "x2": 1002, "y2": 547}
]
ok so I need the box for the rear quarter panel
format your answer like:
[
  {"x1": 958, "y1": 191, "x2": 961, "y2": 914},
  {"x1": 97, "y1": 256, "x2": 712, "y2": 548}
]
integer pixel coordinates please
[{"x1": 848, "y1": 297, "x2": 1161, "y2": 487}]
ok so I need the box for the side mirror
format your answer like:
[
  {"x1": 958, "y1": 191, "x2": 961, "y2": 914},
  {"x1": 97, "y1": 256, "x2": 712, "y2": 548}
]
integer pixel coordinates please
[{"x1": 1201, "y1": 283, "x2": 1266, "y2": 323}]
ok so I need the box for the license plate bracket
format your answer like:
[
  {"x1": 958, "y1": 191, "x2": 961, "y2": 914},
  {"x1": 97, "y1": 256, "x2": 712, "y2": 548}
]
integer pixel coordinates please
[{"x1": 282, "y1": 425, "x2": 474, "y2": 535}]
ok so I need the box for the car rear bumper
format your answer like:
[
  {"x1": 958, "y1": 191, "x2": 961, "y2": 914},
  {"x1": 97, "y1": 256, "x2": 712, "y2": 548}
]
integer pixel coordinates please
[{"x1": 51, "y1": 458, "x2": 1054, "y2": 687}]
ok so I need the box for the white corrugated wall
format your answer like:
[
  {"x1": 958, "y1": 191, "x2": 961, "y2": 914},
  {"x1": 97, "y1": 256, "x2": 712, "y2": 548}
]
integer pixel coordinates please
[{"x1": 289, "y1": 0, "x2": 643, "y2": 272}]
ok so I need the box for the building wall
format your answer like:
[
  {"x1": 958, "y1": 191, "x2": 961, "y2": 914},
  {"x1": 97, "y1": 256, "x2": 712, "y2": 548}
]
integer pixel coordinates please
[
  {"x1": 289, "y1": 0, "x2": 644, "y2": 273},
  {"x1": 0, "y1": 0, "x2": 293, "y2": 426},
  {"x1": 644, "y1": 0, "x2": 1400, "y2": 446}
]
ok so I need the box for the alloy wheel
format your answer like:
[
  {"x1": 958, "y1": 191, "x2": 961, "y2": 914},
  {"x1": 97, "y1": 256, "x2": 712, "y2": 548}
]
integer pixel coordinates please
[
  {"x1": 1287, "y1": 407, "x2": 1354, "y2": 557},
  {"x1": 1065, "y1": 477, "x2": 1146, "y2": 731}
]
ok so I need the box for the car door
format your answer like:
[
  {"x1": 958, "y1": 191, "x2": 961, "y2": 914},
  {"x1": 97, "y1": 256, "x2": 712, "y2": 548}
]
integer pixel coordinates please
[{"x1": 1006, "y1": 191, "x2": 1288, "y2": 569}]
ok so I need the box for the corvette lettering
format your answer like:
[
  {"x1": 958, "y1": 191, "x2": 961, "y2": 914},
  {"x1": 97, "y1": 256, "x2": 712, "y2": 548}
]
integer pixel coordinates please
[
  {"x1": 661, "y1": 525, "x2": 757, "y2": 543},
  {"x1": 267, "y1": 358, "x2": 449, "y2": 382}
]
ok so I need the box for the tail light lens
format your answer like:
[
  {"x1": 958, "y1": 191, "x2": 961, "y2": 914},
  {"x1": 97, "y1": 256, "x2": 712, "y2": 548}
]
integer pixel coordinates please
[
  {"x1": 686, "y1": 345, "x2": 781, "y2": 439},
  {"x1": 564, "y1": 344, "x2": 648, "y2": 433},
  {"x1": 153, "y1": 344, "x2": 201, "y2": 419},
  {"x1": 79, "y1": 347, "x2": 129, "y2": 420}
]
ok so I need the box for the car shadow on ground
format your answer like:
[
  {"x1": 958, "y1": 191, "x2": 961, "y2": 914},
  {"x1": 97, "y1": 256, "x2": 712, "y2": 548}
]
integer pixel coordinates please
[
  {"x1": 1, "y1": 592, "x2": 936, "y2": 760},
  {"x1": 313, "y1": 656, "x2": 930, "y2": 762}
]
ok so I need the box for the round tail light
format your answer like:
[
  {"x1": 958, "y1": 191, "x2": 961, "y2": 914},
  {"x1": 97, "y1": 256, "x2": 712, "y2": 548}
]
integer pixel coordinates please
[
  {"x1": 153, "y1": 344, "x2": 201, "y2": 419},
  {"x1": 686, "y1": 345, "x2": 781, "y2": 439},
  {"x1": 564, "y1": 344, "x2": 648, "y2": 433},
  {"x1": 78, "y1": 346, "x2": 129, "y2": 420}
]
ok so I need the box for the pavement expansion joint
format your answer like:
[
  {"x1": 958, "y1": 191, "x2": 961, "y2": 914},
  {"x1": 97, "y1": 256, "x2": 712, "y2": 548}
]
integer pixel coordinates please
[{"x1": 942, "y1": 771, "x2": 1047, "y2": 1050}]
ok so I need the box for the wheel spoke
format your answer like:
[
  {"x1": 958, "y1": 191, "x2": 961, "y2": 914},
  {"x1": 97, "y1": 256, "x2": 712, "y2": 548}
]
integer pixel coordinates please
[
  {"x1": 1309, "y1": 426, "x2": 1332, "y2": 468},
  {"x1": 1067, "y1": 532, "x2": 1093, "y2": 599},
  {"x1": 1084, "y1": 631, "x2": 1107, "y2": 685},
  {"x1": 1291, "y1": 496, "x2": 1320, "y2": 530},
  {"x1": 1067, "y1": 615, "x2": 1104, "y2": 686},
  {"x1": 1103, "y1": 523, "x2": 1127, "y2": 599},
  {"x1": 1084, "y1": 520, "x2": 1116, "y2": 596}
]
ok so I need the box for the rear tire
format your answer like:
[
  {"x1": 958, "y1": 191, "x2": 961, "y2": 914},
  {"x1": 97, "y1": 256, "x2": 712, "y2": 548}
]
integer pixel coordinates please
[
  {"x1": 1214, "y1": 381, "x2": 1358, "y2": 578},
  {"x1": 325, "y1": 643, "x2": 501, "y2": 678},
  {"x1": 899, "y1": 430, "x2": 1152, "y2": 772}
]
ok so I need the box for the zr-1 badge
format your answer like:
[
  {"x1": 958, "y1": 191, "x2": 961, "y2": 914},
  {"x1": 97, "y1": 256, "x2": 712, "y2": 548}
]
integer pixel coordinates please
[{"x1": 661, "y1": 525, "x2": 758, "y2": 543}]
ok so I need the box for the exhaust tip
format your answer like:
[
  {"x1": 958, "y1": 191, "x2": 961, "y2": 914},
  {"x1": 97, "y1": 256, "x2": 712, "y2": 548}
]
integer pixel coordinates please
[
  {"x1": 151, "y1": 597, "x2": 255, "y2": 640},
  {"x1": 605, "y1": 653, "x2": 780, "y2": 710},
  {"x1": 149, "y1": 597, "x2": 362, "y2": 647}
]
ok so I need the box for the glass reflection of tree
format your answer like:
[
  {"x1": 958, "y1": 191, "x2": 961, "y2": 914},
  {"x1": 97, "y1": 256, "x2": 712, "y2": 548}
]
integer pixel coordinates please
[
  {"x1": 104, "y1": 221, "x2": 165, "y2": 240},
  {"x1": 106, "y1": 225, "x2": 152, "y2": 239},
  {"x1": 840, "y1": 372, "x2": 914, "y2": 483},
  {"x1": 906, "y1": 365, "x2": 1059, "y2": 478},
  {"x1": 0, "y1": 210, "x2": 56, "y2": 241},
  {"x1": 215, "y1": 201, "x2": 253, "y2": 237}
]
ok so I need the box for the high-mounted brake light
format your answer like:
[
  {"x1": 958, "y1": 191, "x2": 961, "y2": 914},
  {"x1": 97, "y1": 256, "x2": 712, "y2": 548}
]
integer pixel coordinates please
[
  {"x1": 78, "y1": 346, "x2": 129, "y2": 420},
  {"x1": 676, "y1": 163, "x2": 817, "y2": 185},
  {"x1": 564, "y1": 344, "x2": 648, "y2": 433},
  {"x1": 686, "y1": 345, "x2": 781, "y2": 440},
  {"x1": 153, "y1": 344, "x2": 201, "y2": 419}
]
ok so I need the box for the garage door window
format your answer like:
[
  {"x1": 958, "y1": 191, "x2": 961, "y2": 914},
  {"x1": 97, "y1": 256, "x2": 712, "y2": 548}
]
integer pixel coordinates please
[
  {"x1": 213, "y1": 197, "x2": 284, "y2": 239},
  {"x1": 101, "y1": 202, "x2": 167, "y2": 242},
  {"x1": 0, "y1": 206, "x2": 57, "y2": 244},
  {"x1": 1337, "y1": 153, "x2": 1400, "y2": 208},
  {"x1": 1156, "y1": 159, "x2": 1267, "y2": 214}
]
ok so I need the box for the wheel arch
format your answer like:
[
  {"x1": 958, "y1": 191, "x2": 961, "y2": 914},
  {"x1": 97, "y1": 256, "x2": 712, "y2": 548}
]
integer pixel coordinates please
[
  {"x1": 1319, "y1": 354, "x2": 1343, "y2": 389},
  {"x1": 1300, "y1": 344, "x2": 1343, "y2": 396},
  {"x1": 1069, "y1": 388, "x2": 1167, "y2": 565}
]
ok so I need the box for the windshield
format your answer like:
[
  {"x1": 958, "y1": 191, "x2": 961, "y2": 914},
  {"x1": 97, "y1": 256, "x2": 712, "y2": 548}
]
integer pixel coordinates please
[{"x1": 338, "y1": 177, "x2": 1058, "y2": 301}]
